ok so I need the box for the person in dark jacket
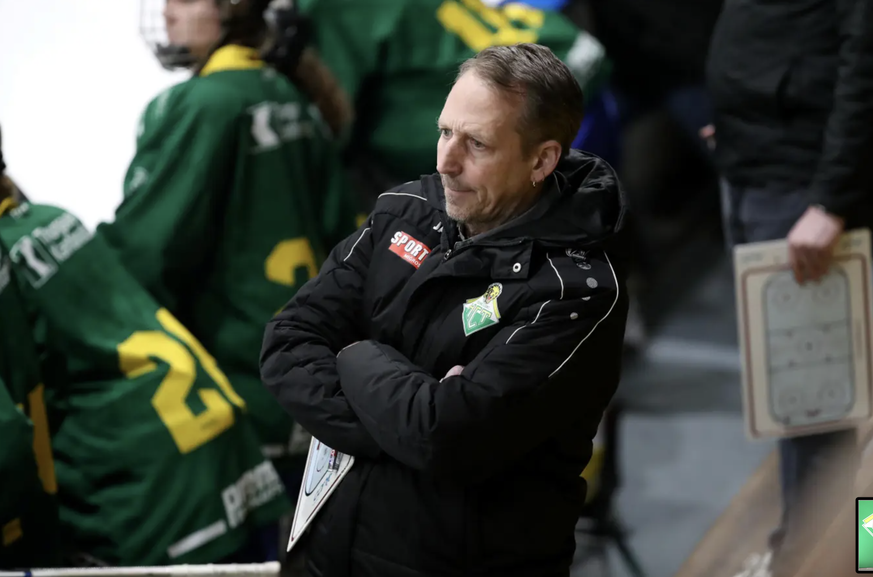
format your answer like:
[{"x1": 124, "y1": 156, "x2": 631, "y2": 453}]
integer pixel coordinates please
[
  {"x1": 260, "y1": 43, "x2": 629, "y2": 577},
  {"x1": 706, "y1": 1, "x2": 873, "y2": 575}
]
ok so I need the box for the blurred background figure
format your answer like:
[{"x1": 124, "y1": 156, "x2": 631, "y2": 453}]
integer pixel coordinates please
[
  {"x1": 0, "y1": 129, "x2": 60, "y2": 569},
  {"x1": 96, "y1": 0, "x2": 358, "y2": 503},
  {"x1": 0, "y1": 133, "x2": 290, "y2": 566},
  {"x1": 572, "y1": 0, "x2": 724, "y2": 353},
  {"x1": 706, "y1": 0, "x2": 873, "y2": 574},
  {"x1": 296, "y1": 0, "x2": 611, "y2": 208}
]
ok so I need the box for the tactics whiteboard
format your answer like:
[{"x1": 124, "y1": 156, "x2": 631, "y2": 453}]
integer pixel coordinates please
[
  {"x1": 286, "y1": 437, "x2": 355, "y2": 552},
  {"x1": 734, "y1": 228, "x2": 873, "y2": 440}
]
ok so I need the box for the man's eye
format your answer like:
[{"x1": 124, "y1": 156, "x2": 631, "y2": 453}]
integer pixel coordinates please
[
  {"x1": 440, "y1": 128, "x2": 452, "y2": 138},
  {"x1": 470, "y1": 139, "x2": 485, "y2": 149}
]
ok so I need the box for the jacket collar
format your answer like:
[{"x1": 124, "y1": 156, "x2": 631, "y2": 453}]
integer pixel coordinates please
[
  {"x1": 422, "y1": 150, "x2": 627, "y2": 251},
  {"x1": 199, "y1": 45, "x2": 264, "y2": 77},
  {"x1": 0, "y1": 193, "x2": 16, "y2": 218}
]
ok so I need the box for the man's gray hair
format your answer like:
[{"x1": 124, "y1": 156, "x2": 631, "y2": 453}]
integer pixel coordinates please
[{"x1": 457, "y1": 43, "x2": 585, "y2": 156}]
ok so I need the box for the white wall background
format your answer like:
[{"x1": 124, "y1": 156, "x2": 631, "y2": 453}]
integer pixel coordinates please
[{"x1": 0, "y1": 1, "x2": 187, "y2": 230}]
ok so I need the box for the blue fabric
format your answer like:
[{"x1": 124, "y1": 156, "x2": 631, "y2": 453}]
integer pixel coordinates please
[
  {"x1": 493, "y1": 0, "x2": 568, "y2": 9},
  {"x1": 612, "y1": 83, "x2": 713, "y2": 161},
  {"x1": 220, "y1": 523, "x2": 280, "y2": 563},
  {"x1": 572, "y1": 88, "x2": 622, "y2": 168}
]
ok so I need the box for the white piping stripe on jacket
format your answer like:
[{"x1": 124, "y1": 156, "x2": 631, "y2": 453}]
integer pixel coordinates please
[
  {"x1": 505, "y1": 252, "x2": 564, "y2": 344},
  {"x1": 549, "y1": 251, "x2": 619, "y2": 378},
  {"x1": 504, "y1": 250, "x2": 620, "y2": 375},
  {"x1": 546, "y1": 253, "x2": 565, "y2": 299},
  {"x1": 505, "y1": 300, "x2": 551, "y2": 344},
  {"x1": 344, "y1": 227, "x2": 370, "y2": 262},
  {"x1": 378, "y1": 192, "x2": 428, "y2": 201}
]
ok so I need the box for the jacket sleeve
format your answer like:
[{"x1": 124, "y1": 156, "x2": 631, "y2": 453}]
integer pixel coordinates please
[
  {"x1": 808, "y1": 0, "x2": 873, "y2": 218},
  {"x1": 260, "y1": 219, "x2": 381, "y2": 458},
  {"x1": 96, "y1": 90, "x2": 238, "y2": 312},
  {"x1": 336, "y1": 275, "x2": 627, "y2": 483}
]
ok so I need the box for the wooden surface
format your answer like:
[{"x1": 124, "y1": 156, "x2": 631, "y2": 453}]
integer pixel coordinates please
[
  {"x1": 795, "y1": 437, "x2": 873, "y2": 577},
  {"x1": 675, "y1": 423, "x2": 873, "y2": 577},
  {"x1": 673, "y1": 450, "x2": 780, "y2": 577}
]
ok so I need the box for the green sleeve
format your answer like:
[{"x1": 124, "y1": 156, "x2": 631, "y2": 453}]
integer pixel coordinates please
[
  {"x1": 0, "y1": 379, "x2": 37, "y2": 495},
  {"x1": 0, "y1": 377, "x2": 55, "y2": 567},
  {"x1": 97, "y1": 85, "x2": 241, "y2": 312}
]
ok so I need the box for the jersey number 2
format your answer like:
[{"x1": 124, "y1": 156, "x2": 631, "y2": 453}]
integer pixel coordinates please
[
  {"x1": 117, "y1": 309, "x2": 246, "y2": 454},
  {"x1": 437, "y1": 0, "x2": 545, "y2": 52},
  {"x1": 265, "y1": 238, "x2": 318, "y2": 289}
]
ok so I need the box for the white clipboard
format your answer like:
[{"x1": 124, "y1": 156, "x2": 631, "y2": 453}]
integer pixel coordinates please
[
  {"x1": 734, "y1": 228, "x2": 873, "y2": 440},
  {"x1": 286, "y1": 437, "x2": 355, "y2": 552}
]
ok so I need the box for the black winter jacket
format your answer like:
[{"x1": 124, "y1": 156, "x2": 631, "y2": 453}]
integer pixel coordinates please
[
  {"x1": 260, "y1": 151, "x2": 629, "y2": 577},
  {"x1": 706, "y1": 0, "x2": 873, "y2": 223}
]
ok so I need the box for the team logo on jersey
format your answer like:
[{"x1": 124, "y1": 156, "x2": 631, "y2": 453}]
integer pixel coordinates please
[
  {"x1": 462, "y1": 283, "x2": 503, "y2": 336},
  {"x1": 11, "y1": 236, "x2": 59, "y2": 288},
  {"x1": 389, "y1": 231, "x2": 431, "y2": 269},
  {"x1": 9, "y1": 213, "x2": 91, "y2": 289}
]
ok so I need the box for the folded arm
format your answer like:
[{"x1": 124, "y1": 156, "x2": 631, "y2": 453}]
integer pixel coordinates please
[
  {"x1": 260, "y1": 220, "x2": 381, "y2": 458},
  {"x1": 336, "y1": 282, "x2": 627, "y2": 482}
]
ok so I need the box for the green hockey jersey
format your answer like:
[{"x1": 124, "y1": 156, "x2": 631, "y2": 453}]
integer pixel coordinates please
[
  {"x1": 1, "y1": 201, "x2": 291, "y2": 565},
  {"x1": 299, "y1": 0, "x2": 611, "y2": 185},
  {"x1": 0, "y1": 380, "x2": 56, "y2": 569},
  {"x1": 0, "y1": 208, "x2": 59, "y2": 568},
  {"x1": 97, "y1": 45, "x2": 356, "y2": 458}
]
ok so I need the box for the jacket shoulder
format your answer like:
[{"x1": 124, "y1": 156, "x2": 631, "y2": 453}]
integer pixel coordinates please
[
  {"x1": 529, "y1": 245, "x2": 622, "y2": 305},
  {"x1": 145, "y1": 78, "x2": 247, "y2": 129},
  {"x1": 371, "y1": 180, "x2": 437, "y2": 224},
  {"x1": 375, "y1": 180, "x2": 428, "y2": 205}
]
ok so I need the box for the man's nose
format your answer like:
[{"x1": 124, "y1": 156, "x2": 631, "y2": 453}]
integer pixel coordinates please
[{"x1": 436, "y1": 136, "x2": 462, "y2": 176}]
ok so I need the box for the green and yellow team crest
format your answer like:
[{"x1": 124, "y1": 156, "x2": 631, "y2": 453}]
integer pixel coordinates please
[
  {"x1": 462, "y1": 283, "x2": 503, "y2": 336},
  {"x1": 859, "y1": 498, "x2": 873, "y2": 570}
]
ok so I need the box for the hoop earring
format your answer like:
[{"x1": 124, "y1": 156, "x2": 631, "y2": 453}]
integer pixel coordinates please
[{"x1": 532, "y1": 179, "x2": 538, "y2": 188}]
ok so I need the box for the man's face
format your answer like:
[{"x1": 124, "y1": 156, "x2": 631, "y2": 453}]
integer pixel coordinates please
[
  {"x1": 436, "y1": 71, "x2": 543, "y2": 233},
  {"x1": 164, "y1": 0, "x2": 222, "y2": 59}
]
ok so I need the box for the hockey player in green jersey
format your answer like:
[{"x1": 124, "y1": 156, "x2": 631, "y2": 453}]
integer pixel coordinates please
[
  {"x1": 0, "y1": 149, "x2": 291, "y2": 564},
  {"x1": 0, "y1": 378, "x2": 55, "y2": 569},
  {"x1": 97, "y1": 0, "x2": 357, "y2": 490},
  {"x1": 0, "y1": 161, "x2": 59, "y2": 569},
  {"x1": 297, "y1": 0, "x2": 611, "y2": 204}
]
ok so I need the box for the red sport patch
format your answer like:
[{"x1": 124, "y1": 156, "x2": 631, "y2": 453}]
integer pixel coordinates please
[{"x1": 389, "y1": 231, "x2": 431, "y2": 269}]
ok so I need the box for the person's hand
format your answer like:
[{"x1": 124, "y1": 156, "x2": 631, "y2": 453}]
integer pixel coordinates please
[
  {"x1": 441, "y1": 365, "x2": 465, "y2": 382},
  {"x1": 699, "y1": 124, "x2": 716, "y2": 151},
  {"x1": 786, "y1": 205, "x2": 845, "y2": 284}
]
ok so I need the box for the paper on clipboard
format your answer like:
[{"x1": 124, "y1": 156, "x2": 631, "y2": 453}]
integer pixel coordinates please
[
  {"x1": 734, "y1": 228, "x2": 873, "y2": 440},
  {"x1": 286, "y1": 437, "x2": 355, "y2": 552}
]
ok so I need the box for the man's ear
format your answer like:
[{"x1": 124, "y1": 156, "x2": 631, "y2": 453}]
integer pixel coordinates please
[{"x1": 531, "y1": 140, "x2": 562, "y2": 183}]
